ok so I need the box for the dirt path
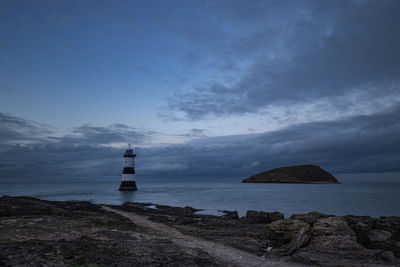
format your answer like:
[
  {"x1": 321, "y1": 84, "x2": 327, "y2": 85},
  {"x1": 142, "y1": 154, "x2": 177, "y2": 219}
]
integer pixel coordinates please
[{"x1": 102, "y1": 206, "x2": 303, "y2": 267}]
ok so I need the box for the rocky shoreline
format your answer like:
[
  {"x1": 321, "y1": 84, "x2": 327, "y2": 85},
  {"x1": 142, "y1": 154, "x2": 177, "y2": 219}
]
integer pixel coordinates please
[{"x1": 0, "y1": 196, "x2": 399, "y2": 266}]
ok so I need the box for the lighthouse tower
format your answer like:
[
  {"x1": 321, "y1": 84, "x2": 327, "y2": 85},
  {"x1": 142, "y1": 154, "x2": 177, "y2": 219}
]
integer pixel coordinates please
[{"x1": 119, "y1": 144, "x2": 137, "y2": 191}]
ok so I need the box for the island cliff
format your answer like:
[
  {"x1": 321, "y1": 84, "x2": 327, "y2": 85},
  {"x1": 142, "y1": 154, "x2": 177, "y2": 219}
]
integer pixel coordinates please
[{"x1": 242, "y1": 164, "x2": 339, "y2": 184}]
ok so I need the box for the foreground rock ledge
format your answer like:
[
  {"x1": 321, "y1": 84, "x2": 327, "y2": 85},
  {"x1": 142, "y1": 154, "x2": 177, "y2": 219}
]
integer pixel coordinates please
[
  {"x1": 1, "y1": 196, "x2": 399, "y2": 266},
  {"x1": 242, "y1": 164, "x2": 340, "y2": 184}
]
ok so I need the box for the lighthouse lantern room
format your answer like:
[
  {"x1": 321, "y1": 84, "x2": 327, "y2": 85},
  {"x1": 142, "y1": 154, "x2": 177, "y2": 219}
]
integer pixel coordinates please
[{"x1": 119, "y1": 144, "x2": 137, "y2": 191}]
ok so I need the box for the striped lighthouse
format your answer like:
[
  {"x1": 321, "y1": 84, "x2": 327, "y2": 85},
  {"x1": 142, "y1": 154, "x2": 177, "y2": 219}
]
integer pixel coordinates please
[{"x1": 119, "y1": 144, "x2": 137, "y2": 191}]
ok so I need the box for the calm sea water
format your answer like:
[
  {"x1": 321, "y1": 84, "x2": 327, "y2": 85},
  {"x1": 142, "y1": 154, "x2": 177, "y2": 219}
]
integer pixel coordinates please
[{"x1": 1, "y1": 179, "x2": 399, "y2": 217}]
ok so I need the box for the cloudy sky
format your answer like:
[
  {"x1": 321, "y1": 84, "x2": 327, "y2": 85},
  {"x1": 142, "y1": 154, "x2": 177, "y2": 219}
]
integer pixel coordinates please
[{"x1": 0, "y1": 0, "x2": 399, "y2": 182}]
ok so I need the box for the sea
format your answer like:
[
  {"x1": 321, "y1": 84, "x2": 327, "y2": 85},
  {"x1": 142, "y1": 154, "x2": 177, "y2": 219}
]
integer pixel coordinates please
[{"x1": 1, "y1": 178, "x2": 400, "y2": 218}]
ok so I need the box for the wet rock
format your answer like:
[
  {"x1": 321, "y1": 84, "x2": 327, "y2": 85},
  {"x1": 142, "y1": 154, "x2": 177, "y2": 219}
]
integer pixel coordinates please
[
  {"x1": 245, "y1": 210, "x2": 283, "y2": 224},
  {"x1": 183, "y1": 206, "x2": 199, "y2": 215},
  {"x1": 268, "y1": 219, "x2": 310, "y2": 245},
  {"x1": 220, "y1": 210, "x2": 239, "y2": 220},
  {"x1": 368, "y1": 230, "x2": 392, "y2": 243},
  {"x1": 289, "y1": 212, "x2": 329, "y2": 225}
]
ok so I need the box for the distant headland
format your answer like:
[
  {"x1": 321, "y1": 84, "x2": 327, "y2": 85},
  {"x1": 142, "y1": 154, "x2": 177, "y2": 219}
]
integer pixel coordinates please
[{"x1": 242, "y1": 164, "x2": 339, "y2": 184}]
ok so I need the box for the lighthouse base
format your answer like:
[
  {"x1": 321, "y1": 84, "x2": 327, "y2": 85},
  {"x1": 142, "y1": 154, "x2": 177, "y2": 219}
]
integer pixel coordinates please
[{"x1": 119, "y1": 181, "x2": 137, "y2": 191}]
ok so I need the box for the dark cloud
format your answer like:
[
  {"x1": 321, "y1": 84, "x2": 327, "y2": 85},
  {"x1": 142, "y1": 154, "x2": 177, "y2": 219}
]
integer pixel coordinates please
[
  {"x1": 0, "y1": 112, "x2": 53, "y2": 144},
  {"x1": 0, "y1": 113, "x2": 151, "y2": 180},
  {"x1": 1, "y1": 104, "x2": 399, "y2": 181},
  {"x1": 69, "y1": 124, "x2": 150, "y2": 145},
  {"x1": 143, "y1": 103, "x2": 400, "y2": 179},
  {"x1": 167, "y1": 0, "x2": 400, "y2": 119}
]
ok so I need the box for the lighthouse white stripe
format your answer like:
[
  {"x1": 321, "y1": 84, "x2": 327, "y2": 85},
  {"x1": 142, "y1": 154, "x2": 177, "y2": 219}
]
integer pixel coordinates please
[{"x1": 122, "y1": 174, "x2": 135, "y2": 181}]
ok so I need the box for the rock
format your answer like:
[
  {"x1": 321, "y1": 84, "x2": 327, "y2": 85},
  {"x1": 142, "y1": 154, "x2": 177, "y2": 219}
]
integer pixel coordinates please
[
  {"x1": 389, "y1": 240, "x2": 400, "y2": 257},
  {"x1": 366, "y1": 230, "x2": 399, "y2": 258},
  {"x1": 376, "y1": 216, "x2": 400, "y2": 240},
  {"x1": 351, "y1": 222, "x2": 371, "y2": 246},
  {"x1": 0, "y1": 197, "x2": 225, "y2": 267},
  {"x1": 2, "y1": 196, "x2": 400, "y2": 266},
  {"x1": 344, "y1": 215, "x2": 376, "y2": 227},
  {"x1": 245, "y1": 210, "x2": 284, "y2": 224},
  {"x1": 312, "y1": 217, "x2": 355, "y2": 237},
  {"x1": 183, "y1": 206, "x2": 199, "y2": 216},
  {"x1": 293, "y1": 217, "x2": 383, "y2": 265},
  {"x1": 289, "y1": 212, "x2": 329, "y2": 225},
  {"x1": 293, "y1": 235, "x2": 381, "y2": 265},
  {"x1": 284, "y1": 226, "x2": 311, "y2": 255},
  {"x1": 381, "y1": 250, "x2": 395, "y2": 262},
  {"x1": 343, "y1": 216, "x2": 380, "y2": 247},
  {"x1": 220, "y1": 210, "x2": 239, "y2": 220},
  {"x1": 344, "y1": 217, "x2": 400, "y2": 258},
  {"x1": 268, "y1": 219, "x2": 310, "y2": 245},
  {"x1": 0, "y1": 196, "x2": 60, "y2": 217},
  {"x1": 368, "y1": 230, "x2": 392, "y2": 243},
  {"x1": 242, "y1": 164, "x2": 339, "y2": 183}
]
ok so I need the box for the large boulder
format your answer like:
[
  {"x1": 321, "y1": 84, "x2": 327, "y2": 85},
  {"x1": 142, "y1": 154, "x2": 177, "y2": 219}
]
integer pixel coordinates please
[
  {"x1": 351, "y1": 222, "x2": 371, "y2": 246},
  {"x1": 376, "y1": 216, "x2": 400, "y2": 240},
  {"x1": 268, "y1": 219, "x2": 310, "y2": 246},
  {"x1": 293, "y1": 217, "x2": 383, "y2": 265},
  {"x1": 368, "y1": 230, "x2": 392, "y2": 243},
  {"x1": 312, "y1": 217, "x2": 355, "y2": 237},
  {"x1": 275, "y1": 226, "x2": 311, "y2": 256},
  {"x1": 293, "y1": 235, "x2": 382, "y2": 265},
  {"x1": 245, "y1": 210, "x2": 284, "y2": 224},
  {"x1": 344, "y1": 215, "x2": 400, "y2": 258},
  {"x1": 344, "y1": 215, "x2": 376, "y2": 227},
  {"x1": 373, "y1": 217, "x2": 400, "y2": 257}
]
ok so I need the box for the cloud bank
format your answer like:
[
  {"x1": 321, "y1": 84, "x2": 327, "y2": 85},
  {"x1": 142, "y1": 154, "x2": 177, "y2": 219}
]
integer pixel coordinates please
[
  {"x1": 167, "y1": 0, "x2": 400, "y2": 120},
  {"x1": 1, "y1": 104, "x2": 399, "y2": 181}
]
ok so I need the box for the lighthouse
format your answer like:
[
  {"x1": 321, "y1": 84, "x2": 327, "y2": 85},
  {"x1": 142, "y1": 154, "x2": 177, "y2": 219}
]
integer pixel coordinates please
[{"x1": 119, "y1": 144, "x2": 137, "y2": 191}]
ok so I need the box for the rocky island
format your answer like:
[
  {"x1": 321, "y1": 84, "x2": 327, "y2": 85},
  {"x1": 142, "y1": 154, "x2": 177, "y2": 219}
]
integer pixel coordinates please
[
  {"x1": 1, "y1": 196, "x2": 399, "y2": 266},
  {"x1": 242, "y1": 164, "x2": 340, "y2": 184}
]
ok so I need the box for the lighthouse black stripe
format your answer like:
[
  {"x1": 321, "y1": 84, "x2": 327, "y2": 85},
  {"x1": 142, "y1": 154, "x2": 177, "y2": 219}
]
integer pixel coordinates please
[
  {"x1": 123, "y1": 167, "x2": 135, "y2": 174},
  {"x1": 119, "y1": 181, "x2": 137, "y2": 191}
]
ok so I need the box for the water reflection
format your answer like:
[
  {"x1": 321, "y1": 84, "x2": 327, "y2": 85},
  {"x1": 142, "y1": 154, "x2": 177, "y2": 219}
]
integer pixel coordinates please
[{"x1": 119, "y1": 191, "x2": 136, "y2": 204}]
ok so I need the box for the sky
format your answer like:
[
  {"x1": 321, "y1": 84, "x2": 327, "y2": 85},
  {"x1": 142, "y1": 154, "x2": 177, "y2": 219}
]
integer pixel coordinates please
[{"x1": 0, "y1": 0, "x2": 399, "y2": 182}]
